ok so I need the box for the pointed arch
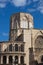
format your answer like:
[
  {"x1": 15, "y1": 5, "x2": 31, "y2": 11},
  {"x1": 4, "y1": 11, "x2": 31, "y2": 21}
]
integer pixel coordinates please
[{"x1": 35, "y1": 35, "x2": 43, "y2": 48}]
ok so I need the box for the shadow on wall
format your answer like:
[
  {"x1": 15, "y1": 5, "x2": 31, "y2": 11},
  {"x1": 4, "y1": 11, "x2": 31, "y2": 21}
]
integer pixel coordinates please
[
  {"x1": 34, "y1": 60, "x2": 43, "y2": 65},
  {"x1": 38, "y1": 63, "x2": 43, "y2": 65}
]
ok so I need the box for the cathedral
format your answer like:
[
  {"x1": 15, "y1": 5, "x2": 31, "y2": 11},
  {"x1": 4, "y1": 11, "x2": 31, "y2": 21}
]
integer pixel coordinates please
[{"x1": 0, "y1": 12, "x2": 43, "y2": 65}]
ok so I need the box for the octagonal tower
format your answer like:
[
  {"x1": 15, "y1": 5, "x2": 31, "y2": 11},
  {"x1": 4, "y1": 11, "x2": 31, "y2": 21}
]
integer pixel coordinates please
[{"x1": 9, "y1": 12, "x2": 33, "y2": 41}]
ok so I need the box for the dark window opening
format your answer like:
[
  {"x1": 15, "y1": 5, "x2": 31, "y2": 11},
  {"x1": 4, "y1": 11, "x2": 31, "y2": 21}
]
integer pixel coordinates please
[
  {"x1": 15, "y1": 44, "x2": 18, "y2": 51},
  {"x1": 21, "y1": 44, "x2": 24, "y2": 52},
  {"x1": 3, "y1": 56, "x2": 6, "y2": 64},
  {"x1": 20, "y1": 56, "x2": 24, "y2": 64},
  {"x1": 9, "y1": 56, "x2": 12, "y2": 64},
  {"x1": 15, "y1": 56, "x2": 18, "y2": 64},
  {"x1": 9, "y1": 44, "x2": 12, "y2": 51}
]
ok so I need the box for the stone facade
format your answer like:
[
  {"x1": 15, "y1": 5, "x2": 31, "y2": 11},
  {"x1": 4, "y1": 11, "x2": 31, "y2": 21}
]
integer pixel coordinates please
[{"x1": 0, "y1": 12, "x2": 43, "y2": 65}]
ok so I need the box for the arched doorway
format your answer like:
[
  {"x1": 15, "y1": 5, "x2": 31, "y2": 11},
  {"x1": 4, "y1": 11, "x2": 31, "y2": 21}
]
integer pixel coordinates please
[
  {"x1": 3, "y1": 56, "x2": 6, "y2": 64},
  {"x1": 9, "y1": 56, "x2": 12, "y2": 64},
  {"x1": 20, "y1": 56, "x2": 24, "y2": 64},
  {"x1": 15, "y1": 56, "x2": 18, "y2": 64}
]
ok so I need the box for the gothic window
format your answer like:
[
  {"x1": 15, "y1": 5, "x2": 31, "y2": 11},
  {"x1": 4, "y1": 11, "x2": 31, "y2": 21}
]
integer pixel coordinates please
[
  {"x1": 15, "y1": 44, "x2": 18, "y2": 51},
  {"x1": 20, "y1": 56, "x2": 24, "y2": 64},
  {"x1": 35, "y1": 35, "x2": 43, "y2": 48},
  {"x1": 9, "y1": 44, "x2": 12, "y2": 51},
  {"x1": 3, "y1": 56, "x2": 6, "y2": 64},
  {"x1": 20, "y1": 20, "x2": 28, "y2": 28},
  {"x1": 20, "y1": 17, "x2": 28, "y2": 28},
  {"x1": 15, "y1": 56, "x2": 18, "y2": 64},
  {"x1": 9, "y1": 56, "x2": 13, "y2": 64},
  {"x1": 21, "y1": 44, "x2": 24, "y2": 52}
]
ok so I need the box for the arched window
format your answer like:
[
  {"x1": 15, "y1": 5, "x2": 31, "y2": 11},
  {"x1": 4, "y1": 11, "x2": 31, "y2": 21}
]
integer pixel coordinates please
[
  {"x1": 35, "y1": 35, "x2": 43, "y2": 48},
  {"x1": 9, "y1": 44, "x2": 12, "y2": 51},
  {"x1": 21, "y1": 44, "x2": 24, "y2": 52},
  {"x1": 9, "y1": 56, "x2": 12, "y2": 64},
  {"x1": 20, "y1": 17, "x2": 28, "y2": 28},
  {"x1": 15, "y1": 56, "x2": 18, "y2": 64},
  {"x1": 15, "y1": 44, "x2": 18, "y2": 51},
  {"x1": 3, "y1": 56, "x2": 6, "y2": 64},
  {"x1": 20, "y1": 56, "x2": 24, "y2": 64}
]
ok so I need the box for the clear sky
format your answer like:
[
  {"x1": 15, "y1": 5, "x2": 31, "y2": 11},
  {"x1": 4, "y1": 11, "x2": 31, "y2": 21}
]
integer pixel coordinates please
[{"x1": 0, "y1": 0, "x2": 43, "y2": 41}]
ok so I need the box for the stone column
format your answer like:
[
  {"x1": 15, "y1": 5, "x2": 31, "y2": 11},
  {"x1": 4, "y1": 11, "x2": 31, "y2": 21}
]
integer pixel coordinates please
[
  {"x1": 18, "y1": 45, "x2": 20, "y2": 52},
  {"x1": 1, "y1": 56, "x2": 3, "y2": 64},
  {"x1": 13, "y1": 56, "x2": 15, "y2": 65},
  {"x1": 7, "y1": 56, "x2": 9, "y2": 64},
  {"x1": 19, "y1": 55, "x2": 20, "y2": 64},
  {"x1": 13, "y1": 44, "x2": 15, "y2": 51}
]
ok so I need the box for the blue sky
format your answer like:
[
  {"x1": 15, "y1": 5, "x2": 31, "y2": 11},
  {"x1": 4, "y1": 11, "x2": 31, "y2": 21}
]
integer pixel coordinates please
[{"x1": 0, "y1": 0, "x2": 43, "y2": 41}]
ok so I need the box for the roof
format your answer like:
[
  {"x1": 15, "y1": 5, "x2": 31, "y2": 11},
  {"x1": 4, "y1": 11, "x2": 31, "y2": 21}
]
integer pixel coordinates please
[{"x1": 10, "y1": 12, "x2": 33, "y2": 21}]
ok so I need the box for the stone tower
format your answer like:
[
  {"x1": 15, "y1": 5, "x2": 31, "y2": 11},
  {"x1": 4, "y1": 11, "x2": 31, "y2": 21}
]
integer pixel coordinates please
[
  {"x1": 9, "y1": 12, "x2": 34, "y2": 65},
  {"x1": 9, "y1": 12, "x2": 33, "y2": 41}
]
